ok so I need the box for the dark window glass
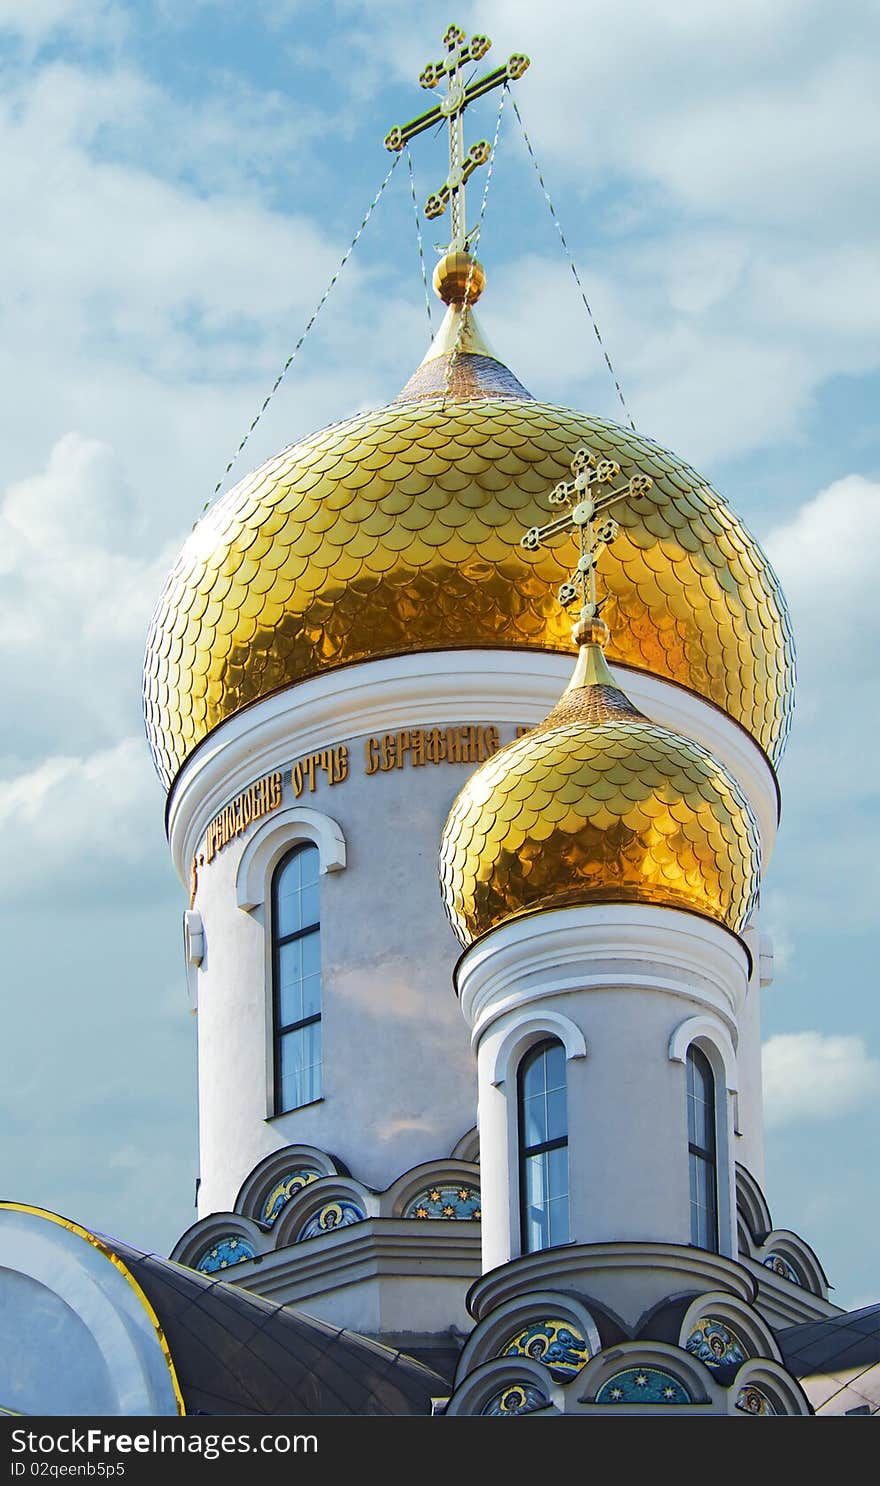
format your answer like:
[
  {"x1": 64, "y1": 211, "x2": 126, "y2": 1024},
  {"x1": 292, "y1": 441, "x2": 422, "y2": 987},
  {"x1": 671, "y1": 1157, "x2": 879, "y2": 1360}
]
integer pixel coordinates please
[
  {"x1": 272, "y1": 844, "x2": 322, "y2": 1114},
  {"x1": 518, "y1": 1040, "x2": 569, "y2": 1254},
  {"x1": 687, "y1": 1045, "x2": 718, "y2": 1252}
]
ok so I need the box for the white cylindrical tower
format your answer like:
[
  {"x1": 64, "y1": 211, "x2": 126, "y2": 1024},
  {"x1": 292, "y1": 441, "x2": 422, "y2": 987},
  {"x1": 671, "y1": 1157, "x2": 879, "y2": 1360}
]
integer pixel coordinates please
[
  {"x1": 440, "y1": 622, "x2": 763, "y2": 1275},
  {"x1": 458, "y1": 906, "x2": 750, "y2": 1269}
]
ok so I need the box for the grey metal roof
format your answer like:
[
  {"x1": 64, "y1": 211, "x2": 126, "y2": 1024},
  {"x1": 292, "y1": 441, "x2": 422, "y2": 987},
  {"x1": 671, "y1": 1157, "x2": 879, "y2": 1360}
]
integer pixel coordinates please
[
  {"x1": 777, "y1": 1303, "x2": 880, "y2": 1416},
  {"x1": 108, "y1": 1238, "x2": 445, "y2": 1417}
]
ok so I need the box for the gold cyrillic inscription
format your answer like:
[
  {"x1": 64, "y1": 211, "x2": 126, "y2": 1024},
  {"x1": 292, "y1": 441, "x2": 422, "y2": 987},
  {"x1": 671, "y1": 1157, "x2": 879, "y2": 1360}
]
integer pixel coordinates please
[
  {"x1": 291, "y1": 745, "x2": 349, "y2": 799},
  {"x1": 365, "y1": 725, "x2": 500, "y2": 774},
  {"x1": 204, "y1": 770, "x2": 283, "y2": 864}
]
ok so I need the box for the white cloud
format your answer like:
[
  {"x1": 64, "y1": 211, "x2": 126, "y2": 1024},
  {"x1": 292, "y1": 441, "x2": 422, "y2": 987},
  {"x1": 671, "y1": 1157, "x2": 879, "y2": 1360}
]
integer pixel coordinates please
[
  {"x1": 1, "y1": 429, "x2": 133, "y2": 555},
  {"x1": 0, "y1": 434, "x2": 176, "y2": 755},
  {"x1": 11, "y1": 57, "x2": 320, "y2": 198},
  {"x1": 764, "y1": 474, "x2": 880, "y2": 792},
  {"x1": 765, "y1": 474, "x2": 880, "y2": 623},
  {"x1": 0, "y1": 737, "x2": 164, "y2": 897},
  {"x1": 763, "y1": 1032, "x2": 880, "y2": 1127},
  {"x1": 0, "y1": 0, "x2": 124, "y2": 49},
  {"x1": 759, "y1": 475, "x2": 880, "y2": 938},
  {"x1": 465, "y1": 0, "x2": 880, "y2": 232},
  {"x1": 0, "y1": 49, "x2": 422, "y2": 541},
  {"x1": 0, "y1": 62, "x2": 341, "y2": 359}
]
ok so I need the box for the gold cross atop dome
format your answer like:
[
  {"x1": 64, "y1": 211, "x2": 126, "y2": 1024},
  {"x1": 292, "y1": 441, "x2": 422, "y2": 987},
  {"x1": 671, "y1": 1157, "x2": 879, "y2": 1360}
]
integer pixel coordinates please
[
  {"x1": 521, "y1": 448, "x2": 654, "y2": 627},
  {"x1": 384, "y1": 24, "x2": 529, "y2": 250}
]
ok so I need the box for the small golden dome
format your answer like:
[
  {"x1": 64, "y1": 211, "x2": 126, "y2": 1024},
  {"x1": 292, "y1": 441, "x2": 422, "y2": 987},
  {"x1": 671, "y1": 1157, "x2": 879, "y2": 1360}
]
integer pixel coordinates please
[{"x1": 439, "y1": 643, "x2": 761, "y2": 945}]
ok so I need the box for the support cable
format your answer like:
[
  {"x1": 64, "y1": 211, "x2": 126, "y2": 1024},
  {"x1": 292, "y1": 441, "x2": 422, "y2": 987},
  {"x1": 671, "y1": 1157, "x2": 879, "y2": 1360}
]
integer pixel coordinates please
[
  {"x1": 511, "y1": 96, "x2": 636, "y2": 431},
  {"x1": 406, "y1": 145, "x2": 434, "y2": 332},
  {"x1": 203, "y1": 151, "x2": 403, "y2": 513}
]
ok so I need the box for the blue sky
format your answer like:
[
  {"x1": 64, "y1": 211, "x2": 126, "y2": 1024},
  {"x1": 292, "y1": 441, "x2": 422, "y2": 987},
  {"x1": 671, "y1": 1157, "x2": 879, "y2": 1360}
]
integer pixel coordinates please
[{"x1": 0, "y1": 0, "x2": 878, "y2": 1309}]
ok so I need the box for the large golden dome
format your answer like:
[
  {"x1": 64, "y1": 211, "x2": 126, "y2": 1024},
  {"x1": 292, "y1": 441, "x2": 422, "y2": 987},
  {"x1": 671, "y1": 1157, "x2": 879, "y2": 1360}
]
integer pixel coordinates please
[
  {"x1": 143, "y1": 292, "x2": 795, "y2": 789},
  {"x1": 439, "y1": 641, "x2": 762, "y2": 945}
]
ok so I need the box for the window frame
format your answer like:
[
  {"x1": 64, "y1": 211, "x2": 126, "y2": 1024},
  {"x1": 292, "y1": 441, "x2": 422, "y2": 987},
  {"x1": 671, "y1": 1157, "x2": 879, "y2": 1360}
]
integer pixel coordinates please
[
  {"x1": 517, "y1": 1037, "x2": 570, "y2": 1256},
  {"x1": 687, "y1": 1042, "x2": 719, "y2": 1253},
  {"x1": 271, "y1": 842, "x2": 323, "y2": 1115}
]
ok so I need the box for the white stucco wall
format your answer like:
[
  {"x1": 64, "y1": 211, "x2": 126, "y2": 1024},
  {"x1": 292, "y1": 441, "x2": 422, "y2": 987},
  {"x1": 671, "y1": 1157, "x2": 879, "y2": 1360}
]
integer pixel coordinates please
[
  {"x1": 192, "y1": 743, "x2": 494, "y2": 1213},
  {"x1": 736, "y1": 926, "x2": 773, "y2": 1184},
  {"x1": 458, "y1": 906, "x2": 749, "y2": 1272}
]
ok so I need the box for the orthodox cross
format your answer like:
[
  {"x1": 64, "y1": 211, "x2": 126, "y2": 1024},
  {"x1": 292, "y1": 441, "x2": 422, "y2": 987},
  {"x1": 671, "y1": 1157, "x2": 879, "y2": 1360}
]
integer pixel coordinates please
[
  {"x1": 384, "y1": 23, "x2": 529, "y2": 250},
  {"x1": 521, "y1": 448, "x2": 654, "y2": 618}
]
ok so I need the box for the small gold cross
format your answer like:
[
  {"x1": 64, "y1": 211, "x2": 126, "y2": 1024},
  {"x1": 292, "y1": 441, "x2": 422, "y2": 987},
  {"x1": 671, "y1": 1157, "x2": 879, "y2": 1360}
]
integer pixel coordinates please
[{"x1": 521, "y1": 448, "x2": 653, "y2": 618}]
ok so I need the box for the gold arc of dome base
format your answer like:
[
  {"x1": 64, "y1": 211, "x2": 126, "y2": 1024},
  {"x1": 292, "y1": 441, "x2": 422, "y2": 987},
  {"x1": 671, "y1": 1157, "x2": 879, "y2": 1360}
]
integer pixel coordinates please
[
  {"x1": 438, "y1": 645, "x2": 762, "y2": 945},
  {"x1": 144, "y1": 391, "x2": 795, "y2": 791}
]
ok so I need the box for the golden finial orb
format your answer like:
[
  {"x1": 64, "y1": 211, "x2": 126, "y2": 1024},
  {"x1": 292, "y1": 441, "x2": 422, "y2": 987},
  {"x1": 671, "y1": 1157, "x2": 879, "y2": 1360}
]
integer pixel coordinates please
[
  {"x1": 571, "y1": 613, "x2": 609, "y2": 648},
  {"x1": 432, "y1": 250, "x2": 486, "y2": 305}
]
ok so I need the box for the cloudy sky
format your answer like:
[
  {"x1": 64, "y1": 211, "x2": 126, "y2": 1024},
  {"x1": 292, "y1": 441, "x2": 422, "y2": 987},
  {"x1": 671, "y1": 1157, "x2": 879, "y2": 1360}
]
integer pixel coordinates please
[{"x1": 1, "y1": 0, "x2": 877, "y2": 1309}]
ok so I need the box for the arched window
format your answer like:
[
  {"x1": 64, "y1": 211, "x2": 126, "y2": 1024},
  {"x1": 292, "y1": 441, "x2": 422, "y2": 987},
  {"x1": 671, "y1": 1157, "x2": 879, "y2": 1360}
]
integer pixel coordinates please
[
  {"x1": 518, "y1": 1039, "x2": 569, "y2": 1254},
  {"x1": 272, "y1": 844, "x2": 322, "y2": 1114},
  {"x1": 687, "y1": 1044, "x2": 718, "y2": 1252}
]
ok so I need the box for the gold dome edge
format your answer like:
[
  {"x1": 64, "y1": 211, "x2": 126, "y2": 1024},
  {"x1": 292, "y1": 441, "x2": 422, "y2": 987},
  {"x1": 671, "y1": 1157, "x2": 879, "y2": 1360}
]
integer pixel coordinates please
[{"x1": 158, "y1": 642, "x2": 782, "y2": 829}]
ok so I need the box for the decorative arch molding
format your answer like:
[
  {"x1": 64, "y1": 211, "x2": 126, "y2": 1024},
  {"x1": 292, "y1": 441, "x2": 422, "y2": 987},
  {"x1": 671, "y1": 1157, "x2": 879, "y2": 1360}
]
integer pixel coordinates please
[
  {"x1": 756, "y1": 1230, "x2": 829, "y2": 1298},
  {"x1": 678, "y1": 1291, "x2": 782, "y2": 1368},
  {"x1": 489, "y1": 1010, "x2": 587, "y2": 1089},
  {"x1": 234, "y1": 1144, "x2": 343, "y2": 1225},
  {"x1": 272, "y1": 1176, "x2": 374, "y2": 1249},
  {"x1": 669, "y1": 1015, "x2": 739, "y2": 1258},
  {"x1": 171, "y1": 1212, "x2": 266, "y2": 1272},
  {"x1": 577, "y1": 1342, "x2": 710, "y2": 1407},
  {"x1": 735, "y1": 1164, "x2": 773, "y2": 1244},
  {"x1": 668, "y1": 1015, "x2": 738, "y2": 1092},
  {"x1": 383, "y1": 1159, "x2": 481, "y2": 1219},
  {"x1": 454, "y1": 1290, "x2": 602, "y2": 1390},
  {"x1": 450, "y1": 1126, "x2": 480, "y2": 1163},
  {"x1": 730, "y1": 1358, "x2": 812, "y2": 1417},
  {"x1": 737, "y1": 1218, "x2": 756, "y2": 1261},
  {"x1": 444, "y1": 1356, "x2": 559, "y2": 1418},
  {"x1": 236, "y1": 806, "x2": 346, "y2": 912}
]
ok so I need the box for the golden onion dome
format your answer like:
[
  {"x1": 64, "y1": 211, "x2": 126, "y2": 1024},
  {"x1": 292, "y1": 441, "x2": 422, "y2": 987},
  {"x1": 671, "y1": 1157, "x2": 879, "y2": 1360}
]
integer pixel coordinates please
[
  {"x1": 439, "y1": 635, "x2": 762, "y2": 945},
  {"x1": 143, "y1": 258, "x2": 795, "y2": 789}
]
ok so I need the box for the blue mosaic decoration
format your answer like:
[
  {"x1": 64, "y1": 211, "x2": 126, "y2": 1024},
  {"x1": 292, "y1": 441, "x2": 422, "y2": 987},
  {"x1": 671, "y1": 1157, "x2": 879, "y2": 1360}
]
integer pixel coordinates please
[
  {"x1": 596, "y1": 1368, "x2": 692, "y2": 1405},
  {"x1": 196, "y1": 1235, "x2": 256, "y2": 1274},
  {"x1": 763, "y1": 1253, "x2": 801, "y2": 1285},
  {"x1": 297, "y1": 1201, "x2": 365, "y2": 1241},
  {"x1": 480, "y1": 1384, "x2": 549, "y2": 1417},
  {"x1": 260, "y1": 1169, "x2": 319, "y2": 1225},
  {"x1": 500, "y1": 1320, "x2": 591, "y2": 1381},
  {"x1": 686, "y1": 1318, "x2": 748, "y2": 1373},
  {"x1": 403, "y1": 1185, "x2": 481, "y2": 1220},
  {"x1": 735, "y1": 1385, "x2": 777, "y2": 1416}
]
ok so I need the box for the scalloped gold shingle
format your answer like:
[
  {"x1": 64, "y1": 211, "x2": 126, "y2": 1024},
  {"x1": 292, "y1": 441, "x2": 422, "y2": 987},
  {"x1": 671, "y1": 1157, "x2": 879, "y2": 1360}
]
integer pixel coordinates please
[
  {"x1": 439, "y1": 689, "x2": 762, "y2": 945},
  {"x1": 143, "y1": 397, "x2": 795, "y2": 788}
]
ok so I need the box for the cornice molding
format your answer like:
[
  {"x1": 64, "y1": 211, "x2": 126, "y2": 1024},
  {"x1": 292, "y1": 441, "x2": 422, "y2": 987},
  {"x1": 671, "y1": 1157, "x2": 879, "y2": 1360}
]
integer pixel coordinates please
[
  {"x1": 457, "y1": 904, "x2": 751, "y2": 1044},
  {"x1": 166, "y1": 650, "x2": 780, "y2": 885}
]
